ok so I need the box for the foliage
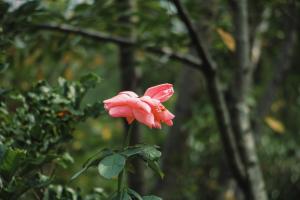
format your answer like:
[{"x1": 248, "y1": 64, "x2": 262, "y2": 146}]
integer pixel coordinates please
[
  {"x1": 71, "y1": 139, "x2": 164, "y2": 198},
  {"x1": 0, "y1": 73, "x2": 102, "y2": 199}
]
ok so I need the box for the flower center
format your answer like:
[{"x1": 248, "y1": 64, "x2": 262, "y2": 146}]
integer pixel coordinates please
[{"x1": 155, "y1": 105, "x2": 166, "y2": 112}]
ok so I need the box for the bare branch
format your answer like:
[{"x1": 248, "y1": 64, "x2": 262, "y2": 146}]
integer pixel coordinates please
[
  {"x1": 251, "y1": 7, "x2": 271, "y2": 68},
  {"x1": 228, "y1": 0, "x2": 252, "y2": 168},
  {"x1": 231, "y1": 0, "x2": 251, "y2": 99},
  {"x1": 171, "y1": 0, "x2": 247, "y2": 188},
  {"x1": 35, "y1": 24, "x2": 133, "y2": 45},
  {"x1": 33, "y1": 23, "x2": 202, "y2": 70},
  {"x1": 229, "y1": 0, "x2": 268, "y2": 199},
  {"x1": 171, "y1": 0, "x2": 217, "y2": 75}
]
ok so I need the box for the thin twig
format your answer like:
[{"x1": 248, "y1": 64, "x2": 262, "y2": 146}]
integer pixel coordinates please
[{"x1": 33, "y1": 24, "x2": 202, "y2": 70}]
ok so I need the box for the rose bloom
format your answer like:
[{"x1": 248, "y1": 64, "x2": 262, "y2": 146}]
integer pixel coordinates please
[{"x1": 103, "y1": 83, "x2": 175, "y2": 129}]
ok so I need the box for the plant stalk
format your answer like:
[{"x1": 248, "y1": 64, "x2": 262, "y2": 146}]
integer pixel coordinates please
[{"x1": 117, "y1": 123, "x2": 134, "y2": 199}]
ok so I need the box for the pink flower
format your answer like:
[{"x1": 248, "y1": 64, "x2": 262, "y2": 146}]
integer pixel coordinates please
[{"x1": 103, "y1": 84, "x2": 175, "y2": 129}]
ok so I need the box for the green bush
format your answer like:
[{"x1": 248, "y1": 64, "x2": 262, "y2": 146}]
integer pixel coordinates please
[{"x1": 0, "y1": 74, "x2": 102, "y2": 199}]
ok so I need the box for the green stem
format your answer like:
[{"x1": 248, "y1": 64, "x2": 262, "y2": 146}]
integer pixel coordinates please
[
  {"x1": 123, "y1": 123, "x2": 134, "y2": 148},
  {"x1": 118, "y1": 123, "x2": 134, "y2": 199},
  {"x1": 117, "y1": 170, "x2": 124, "y2": 199}
]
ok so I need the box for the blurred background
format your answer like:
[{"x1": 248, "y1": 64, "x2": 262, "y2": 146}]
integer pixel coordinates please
[{"x1": 0, "y1": 0, "x2": 300, "y2": 199}]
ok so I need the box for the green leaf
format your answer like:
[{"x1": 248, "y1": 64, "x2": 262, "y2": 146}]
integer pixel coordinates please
[
  {"x1": 148, "y1": 161, "x2": 164, "y2": 179},
  {"x1": 121, "y1": 146, "x2": 143, "y2": 157},
  {"x1": 55, "y1": 152, "x2": 74, "y2": 168},
  {"x1": 0, "y1": 145, "x2": 26, "y2": 175},
  {"x1": 142, "y1": 195, "x2": 162, "y2": 200},
  {"x1": 98, "y1": 153, "x2": 126, "y2": 179},
  {"x1": 139, "y1": 145, "x2": 161, "y2": 161},
  {"x1": 27, "y1": 154, "x2": 57, "y2": 166},
  {"x1": 71, "y1": 149, "x2": 112, "y2": 181},
  {"x1": 28, "y1": 173, "x2": 53, "y2": 188},
  {"x1": 83, "y1": 149, "x2": 112, "y2": 168},
  {"x1": 111, "y1": 192, "x2": 132, "y2": 200},
  {"x1": 80, "y1": 73, "x2": 101, "y2": 89},
  {"x1": 127, "y1": 188, "x2": 143, "y2": 200},
  {"x1": 121, "y1": 145, "x2": 161, "y2": 161},
  {"x1": 122, "y1": 192, "x2": 132, "y2": 200}
]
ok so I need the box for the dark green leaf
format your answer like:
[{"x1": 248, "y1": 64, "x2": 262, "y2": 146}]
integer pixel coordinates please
[
  {"x1": 127, "y1": 188, "x2": 143, "y2": 200},
  {"x1": 122, "y1": 192, "x2": 132, "y2": 200},
  {"x1": 148, "y1": 161, "x2": 164, "y2": 179},
  {"x1": 98, "y1": 153, "x2": 126, "y2": 179},
  {"x1": 80, "y1": 73, "x2": 101, "y2": 89},
  {"x1": 71, "y1": 149, "x2": 112, "y2": 181},
  {"x1": 121, "y1": 146, "x2": 143, "y2": 157},
  {"x1": 142, "y1": 195, "x2": 162, "y2": 200},
  {"x1": 111, "y1": 191, "x2": 132, "y2": 200},
  {"x1": 139, "y1": 145, "x2": 161, "y2": 161},
  {"x1": 55, "y1": 152, "x2": 74, "y2": 168},
  {"x1": 121, "y1": 145, "x2": 161, "y2": 161},
  {"x1": 0, "y1": 146, "x2": 26, "y2": 175}
]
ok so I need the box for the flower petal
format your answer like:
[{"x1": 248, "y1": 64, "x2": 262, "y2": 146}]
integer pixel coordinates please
[
  {"x1": 119, "y1": 91, "x2": 139, "y2": 98},
  {"x1": 132, "y1": 109, "x2": 155, "y2": 128},
  {"x1": 108, "y1": 106, "x2": 133, "y2": 118},
  {"x1": 144, "y1": 83, "x2": 174, "y2": 102},
  {"x1": 158, "y1": 109, "x2": 175, "y2": 121},
  {"x1": 165, "y1": 120, "x2": 173, "y2": 126},
  {"x1": 103, "y1": 94, "x2": 130, "y2": 109},
  {"x1": 133, "y1": 99, "x2": 152, "y2": 113},
  {"x1": 103, "y1": 94, "x2": 151, "y2": 113},
  {"x1": 140, "y1": 95, "x2": 160, "y2": 107},
  {"x1": 153, "y1": 121, "x2": 162, "y2": 129}
]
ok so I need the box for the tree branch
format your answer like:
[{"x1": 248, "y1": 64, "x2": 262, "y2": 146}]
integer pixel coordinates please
[
  {"x1": 171, "y1": 0, "x2": 246, "y2": 188},
  {"x1": 251, "y1": 7, "x2": 271, "y2": 68},
  {"x1": 229, "y1": 0, "x2": 268, "y2": 199},
  {"x1": 171, "y1": 0, "x2": 216, "y2": 75},
  {"x1": 33, "y1": 23, "x2": 202, "y2": 69},
  {"x1": 228, "y1": 0, "x2": 251, "y2": 168},
  {"x1": 231, "y1": 0, "x2": 251, "y2": 99}
]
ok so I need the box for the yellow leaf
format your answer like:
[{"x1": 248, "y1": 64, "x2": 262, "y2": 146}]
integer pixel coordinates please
[
  {"x1": 216, "y1": 28, "x2": 236, "y2": 52},
  {"x1": 265, "y1": 116, "x2": 285, "y2": 134}
]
